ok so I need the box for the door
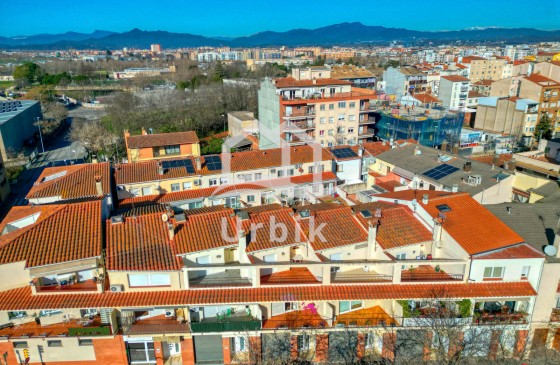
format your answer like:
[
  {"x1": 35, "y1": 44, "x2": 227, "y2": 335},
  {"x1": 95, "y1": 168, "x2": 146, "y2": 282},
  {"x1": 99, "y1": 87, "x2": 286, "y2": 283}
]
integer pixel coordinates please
[{"x1": 194, "y1": 335, "x2": 224, "y2": 364}]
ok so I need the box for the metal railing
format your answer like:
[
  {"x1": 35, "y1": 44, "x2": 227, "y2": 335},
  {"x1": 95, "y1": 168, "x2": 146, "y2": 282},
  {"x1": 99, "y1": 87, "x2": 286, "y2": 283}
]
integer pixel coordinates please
[
  {"x1": 189, "y1": 277, "x2": 252, "y2": 288},
  {"x1": 331, "y1": 274, "x2": 392, "y2": 283},
  {"x1": 190, "y1": 320, "x2": 261, "y2": 333},
  {"x1": 401, "y1": 273, "x2": 464, "y2": 282}
]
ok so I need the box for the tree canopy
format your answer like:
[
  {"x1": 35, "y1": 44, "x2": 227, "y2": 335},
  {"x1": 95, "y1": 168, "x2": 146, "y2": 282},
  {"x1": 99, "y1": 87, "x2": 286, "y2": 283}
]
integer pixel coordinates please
[{"x1": 534, "y1": 113, "x2": 553, "y2": 141}]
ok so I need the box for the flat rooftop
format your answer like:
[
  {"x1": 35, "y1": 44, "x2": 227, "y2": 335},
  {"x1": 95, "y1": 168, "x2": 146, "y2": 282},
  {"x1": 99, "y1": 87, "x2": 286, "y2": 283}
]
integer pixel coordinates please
[{"x1": 0, "y1": 100, "x2": 39, "y2": 125}]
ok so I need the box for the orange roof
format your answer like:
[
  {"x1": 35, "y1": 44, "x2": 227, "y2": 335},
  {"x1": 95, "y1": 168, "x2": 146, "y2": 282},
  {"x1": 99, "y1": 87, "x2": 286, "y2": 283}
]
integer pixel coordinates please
[
  {"x1": 27, "y1": 162, "x2": 111, "y2": 201},
  {"x1": 442, "y1": 75, "x2": 469, "y2": 82},
  {"x1": 274, "y1": 77, "x2": 351, "y2": 88},
  {"x1": 374, "y1": 191, "x2": 524, "y2": 255},
  {"x1": 474, "y1": 80, "x2": 494, "y2": 86},
  {"x1": 456, "y1": 64, "x2": 468, "y2": 69},
  {"x1": 468, "y1": 91, "x2": 485, "y2": 98},
  {"x1": 0, "y1": 201, "x2": 102, "y2": 268},
  {"x1": 298, "y1": 206, "x2": 368, "y2": 251},
  {"x1": 413, "y1": 93, "x2": 440, "y2": 103},
  {"x1": 524, "y1": 73, "x2": 560, "y2": 86},
  {"x1": 0, "y1": 282, "x2": 537, "y2": 310},
  {"x1": 174, "y1": 208, "x2": 238, "y2": 254},
  {"x1": 461, "y1": 56, "x2": 487, "y2": 63},
  {"x1": 246, "y1": 208, "x2": 305, "y2": 252},
  {"x1": 106, "y1": 212, "x2": 182, "y2": 271},
  {"x1": 263, "y1": 308, "x2": 327, "y2": 329},
  {"x1": 473, "y1": 243, "x2": 544, "y2": 260},
  {"x1": 260, "y1": 268, "x2": 320, "y2": 285},
  {"x1": 352, "y1": 202, "x2": 433, "y2": 250},
  {"x1": 228, "y1": 145, "x2": 332, "y2": 172},
  {"x1": 115, "y1": 159, "x2": 197, "y2": 185},
  {"x1": 335, "y1": 305, "x2": 397, "y2": 327},
  {"x1": 126, "y1": 131, "x2": 199, "y2": 149},
  {"x1": 360, "y1": 141, "x2": 392, "y2": 156}
]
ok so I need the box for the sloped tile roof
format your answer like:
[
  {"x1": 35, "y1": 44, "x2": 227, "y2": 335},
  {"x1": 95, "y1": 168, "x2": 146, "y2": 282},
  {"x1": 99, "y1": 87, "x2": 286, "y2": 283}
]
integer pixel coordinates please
[
  {"x1": 352, "y1": 202, "x2": 433, "y2": 250},
  {"x1": 374, "y1": 191, "x2": 525, "y2": 255},
  {"x1": 473, "y1": 243, "x2": 544, "y2": 260},
  {"x1": 274, "y1": 77, "x2": 352, "y2": 88},
  {"x1": 0, "y1": 201, "x2": 102, "y2": 268},
  {"x1": 115, "y1": 159, "x2": 197, "y2": 185},
  {"x1": 27, "y1": 162, "x2": 111, "y2": 201},
  {"x1": 174, "y1": 208, "x2": 238, "y2": 254},
  {"x1": 245, "y1": 208, "x2": 305, "y2": 253},
  {"x1": 0, "y1": 282, "x2": 537, "y2": 310},
  {"x1": 127, "y1": 131, "x2": 199, "y2": 148},
  {"x1": 441, "y1": 75, "x2": 469, "y2": 83},
  {"x1": 298, "y1": 206, "x2": 368, "y2": 251},
  {"x1": 106, "y1": 213, "x2": 182, "y2": 271}
]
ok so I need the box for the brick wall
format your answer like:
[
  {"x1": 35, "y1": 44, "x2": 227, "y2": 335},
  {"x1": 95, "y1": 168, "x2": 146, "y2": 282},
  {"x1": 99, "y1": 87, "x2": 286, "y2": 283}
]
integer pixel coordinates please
[{"x1": 181, "y1": 338, "x2": 195, "y2": 365}]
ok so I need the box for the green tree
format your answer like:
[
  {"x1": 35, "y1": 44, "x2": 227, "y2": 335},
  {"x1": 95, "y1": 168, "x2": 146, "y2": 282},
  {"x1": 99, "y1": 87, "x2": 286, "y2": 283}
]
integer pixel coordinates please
[
  {"x1": 534, "y1": 113, "x2": 553, "y2": 141},
  {"x1": 212, "y1": 61, "x2": 226, "y2": 82},
  {"x1": 13, "y1": 62, "x2": 41, "y2": 86}
]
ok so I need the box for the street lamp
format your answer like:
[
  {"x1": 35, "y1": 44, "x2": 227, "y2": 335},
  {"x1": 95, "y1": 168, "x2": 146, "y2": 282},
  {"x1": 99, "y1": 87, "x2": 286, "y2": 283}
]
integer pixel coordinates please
[{"x1": 35, "y1": 117, "x2": 45, "y2": 154}]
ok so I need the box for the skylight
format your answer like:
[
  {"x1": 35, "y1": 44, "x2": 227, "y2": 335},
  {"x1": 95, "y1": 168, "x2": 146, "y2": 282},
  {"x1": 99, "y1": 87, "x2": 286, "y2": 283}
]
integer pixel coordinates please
[{"x1": 43, "y1": 171, "x2": 67, "y2": 182}]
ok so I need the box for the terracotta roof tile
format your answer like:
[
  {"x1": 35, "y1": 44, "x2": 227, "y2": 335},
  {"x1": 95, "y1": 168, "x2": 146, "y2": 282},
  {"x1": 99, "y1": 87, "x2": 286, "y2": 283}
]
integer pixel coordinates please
[
  {"x1": 246, "y1": 208, "x2": 304, "y2": 253},
  {"x1": 27, "y1": 162, "x2": 110, "y2": 201},
  {"x1": 106, "y1": 213, "x2": 182, "y2": 271},
  {"x1": 374, "y1": 191, "x2": 524, "y2": 255},
  {"x1": 298, "y1": 206, "x2": 368, "y2": 251},
  {"x1": 413, "y1": 93, "x2": 441, "y2": 103},
  {"x1": 441, "y1": 75, "x2": 469, "y2": 82},
  {"x1": 126, "y1": 131, "x2": 199, "y2": 148},
  {"x1": 0, "y1": 282, "x2": 537, "y2": 310},
  {"x1": 115, "y1": 159, "x2": 197, "y2": 185},
  {"x1": 352, "y1": 203, "x2": 433, "y2": 250},
  {"x1": 473, "y1": 243, "x2": 544, "y2": 260},
  {"x1": 274, "y1": 77, "x2": 352, "y2": 88},
  {"x1": 0, "y1": 201, "x2": 102, "y2": 268},
  {"x1": 524, "y1": 73, "x2": 560, "y2": 86}
]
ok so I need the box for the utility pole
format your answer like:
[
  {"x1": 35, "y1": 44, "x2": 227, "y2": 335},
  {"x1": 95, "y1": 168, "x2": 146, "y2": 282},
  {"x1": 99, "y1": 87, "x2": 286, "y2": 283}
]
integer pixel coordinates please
[{"x1": 35, "y1": 117, "x2": 45, "y2": 154}]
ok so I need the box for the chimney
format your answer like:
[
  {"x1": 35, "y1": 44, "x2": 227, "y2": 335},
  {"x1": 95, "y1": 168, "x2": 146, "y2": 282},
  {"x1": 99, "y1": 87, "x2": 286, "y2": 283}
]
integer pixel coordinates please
[
  {"x1": 141, "y1": 127, "x2": 147, "y2": 135},
  {"x1": 422, "y1": 194, "x2": 429, "y2": 204},
  {"x1": 195, "y1": 157, "x2": 201, "y2": 170},
  {"x1": 506, "y1": 206, "x2": 512, "y2": 215},
  {"x1": 492, "y1": 154, "x2": 500, "y2": 166},
  {"x1": 238, "y1": 229, "x2": 250, "y2": 264},
  {"x1": 441, "y1": 141, "x2": 449, "y2": 153},
  {"x1": 358, "y1": 146, "x2": 363, "y2": 157},
  {"x1": 157, "y1": 162, "x2": 164, "y2": 175},
  {"x1": 451, "y1": 184, "x2": 458, "y2": 192},
  {"x1": 123, "y1": 129, "x2": 130, "y2": 139},
  {"x1": 452, "y1": 144, "x2": 459, "y2": 155},
  {"x1": 508, "y1": 159, "x2": 516, "y2": 172},
  {"x1": 366, "y1": 221, "x2": 379, "y2": 260},
  {"x1": 94, "y1": 175, "x2": 103, "y2": 197},
  {"x1": 167, "y1": 222, "x2": 175, "y2": 241},
  {"x1": 463, "y1": 161, "x2": 472, "y2": 173}
]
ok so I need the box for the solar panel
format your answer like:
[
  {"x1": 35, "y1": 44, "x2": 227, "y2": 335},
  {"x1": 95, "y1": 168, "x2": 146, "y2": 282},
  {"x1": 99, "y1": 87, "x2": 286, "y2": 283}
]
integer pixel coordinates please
[
  {"x1": 204, "y1": 155, "x2": 222, "y2": 171},
  {"x1": 331, "y1": 147, "x2": 358, "y2": 159},
  {"x1": 161, "y1": 159, "x2": 195, "y2": 173},
  {"x1": 422, "y1": 164, "x2": 460, "y2": 180}
]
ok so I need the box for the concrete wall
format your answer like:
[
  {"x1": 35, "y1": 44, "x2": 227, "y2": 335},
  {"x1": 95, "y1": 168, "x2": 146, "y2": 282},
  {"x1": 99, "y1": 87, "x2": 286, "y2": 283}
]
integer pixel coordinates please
[
  {"x1": 0, "y1": 261, "x2": 30, "y2": 291},
  {"x1": 0, "y1": 101, "x2": 42, "y2": 161},
  {"x1": 258, "y1": 80, "x2": 282, "y2": 150},
  {"x1": 108, "y1": 271, "x2": 183, "y2": 291},
  {"x1": 532, "y1": 262, "x2": 560, "y2": 324}
]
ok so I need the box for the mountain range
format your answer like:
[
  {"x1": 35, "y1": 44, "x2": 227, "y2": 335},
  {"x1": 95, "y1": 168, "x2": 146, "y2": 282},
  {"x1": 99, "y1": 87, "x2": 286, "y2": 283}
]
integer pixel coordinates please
[{"x1": 2, "y1": 23, "x2": 560, "y2": 50}]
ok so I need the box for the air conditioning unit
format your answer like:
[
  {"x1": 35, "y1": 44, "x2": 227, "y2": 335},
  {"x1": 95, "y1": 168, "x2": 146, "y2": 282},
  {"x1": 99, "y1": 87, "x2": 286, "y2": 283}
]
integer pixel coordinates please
[
  {"x1": 110, "y1": 285, "x2": 124, "y2": 292},
  {"x1": 165, "y1": 309, "x2": 175, "y2": 318}
]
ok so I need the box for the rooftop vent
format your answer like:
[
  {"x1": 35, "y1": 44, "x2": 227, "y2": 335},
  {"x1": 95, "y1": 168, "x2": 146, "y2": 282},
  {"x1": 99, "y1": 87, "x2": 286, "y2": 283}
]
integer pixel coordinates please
[
  {"x1": 435, "y1": 204, "x2": 452, "y2": 213},
  {"x1": 299, "y1": 209, "x2": 310, "y2": 219},
  {"x1": 360, "y1": 210, "x2": 372, "y2": 218},
  {"x1": 463, "y1": 161, "x2": 472, "y2": 173}
]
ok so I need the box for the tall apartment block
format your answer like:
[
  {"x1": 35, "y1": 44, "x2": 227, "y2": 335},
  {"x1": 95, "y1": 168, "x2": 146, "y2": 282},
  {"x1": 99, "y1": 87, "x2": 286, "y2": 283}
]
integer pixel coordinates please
[{"x1": 258, "y1": 68, "x2": 377, "y2": 149}]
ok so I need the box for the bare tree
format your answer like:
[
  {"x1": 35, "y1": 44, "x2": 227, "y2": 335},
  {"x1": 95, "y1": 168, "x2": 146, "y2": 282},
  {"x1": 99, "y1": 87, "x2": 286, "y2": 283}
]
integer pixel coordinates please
[{"x1": 68, "y1": 118, "x2": 117, "y2": 160}]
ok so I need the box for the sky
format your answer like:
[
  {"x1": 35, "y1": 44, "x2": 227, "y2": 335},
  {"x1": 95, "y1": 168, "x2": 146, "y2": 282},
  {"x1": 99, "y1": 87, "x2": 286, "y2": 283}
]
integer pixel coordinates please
[{"x1": 2, "y1": 0, "x2": 559, "y2": 38}]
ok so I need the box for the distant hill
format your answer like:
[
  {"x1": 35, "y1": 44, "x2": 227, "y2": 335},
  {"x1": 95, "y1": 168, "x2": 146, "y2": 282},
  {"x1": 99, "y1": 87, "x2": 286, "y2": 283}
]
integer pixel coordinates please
[{"x1": 2, "y1": 23, "x2": 560, "y2": 50}]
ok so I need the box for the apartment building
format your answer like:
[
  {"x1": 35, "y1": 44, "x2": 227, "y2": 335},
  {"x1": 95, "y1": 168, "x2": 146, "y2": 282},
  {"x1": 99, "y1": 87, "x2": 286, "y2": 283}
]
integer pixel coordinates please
[
  {"x1": 439, "y1": 75, "x2": 470, "y2": 110},
  {"x1": 0, "y1": 153, "x2": 9, "y2": 204},
  {"x1": 258, "y1": 70, "x2": 377, "y2": 149},
  {"x1": 519, "y1": 74, "x2": 560, "y2": 136},
  {"x1": 383, "y1": 67, "x2": 428, "y2": 101},
  {"x1": 0, "y1": 190, "x2": 543, "y2": 365},
  {"x1": 474, "y1": 97, "x2": 539, "y2": 145},
  {"x1": 124, "y1": 129, "x2": 201, "y2": 163},
  {"x1": 533, "y1": 62, "x2": 560, "y2": 84},
  {"x1": 462, "y1": 56, "x2": 511, "y2": 83},
  {"x1": 471, "y1": 80, "x2": 494, "y2": 96}
]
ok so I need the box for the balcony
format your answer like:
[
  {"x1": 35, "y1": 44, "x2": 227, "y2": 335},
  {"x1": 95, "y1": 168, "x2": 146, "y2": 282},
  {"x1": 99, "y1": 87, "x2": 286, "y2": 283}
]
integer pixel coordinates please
[
  {"x1": 34, "y1": 278, "x2": 101, "y2": 294},
  {"x1": 401, "y1": 265, "x2": 464, "y2": 282},
  {"x1": 473, "y1": 301, "x2": 529, "y2": 325},
  {"x1": 331, "y1": 268, "x2": 392, "y2": 284},
  {"x1": 261, "y1": 268, "x2": 321, "y2": 286},
  {"x1": 358, "y1": 128, "x2": 375, "y2": 138},
  {"x1": 0, "y1": 315, "x2": 111, "y2": 339},
  {"x1": 123, "y1": 314, "x2": 190, "y2": 336},
  {"x1": 191, "y1": 312, "x2": 261, "y2": 333},
  {"x1": 263, "y1": 309, "x2": 328, "y2": 330},
  {"x1": 398, "y1": 300, "x2": 472, "y2": 327},
  {"x1": 283, "y1": 120, "x2": 316, "y2": 131},
  {"x1": 188, "y1": 270, "x2": 252, "y2": 288},
  {"x1": 334, "y1": 306, "x2": 398, "y2": 328},
  {"x1": 359, "y1": 117, "x2": 376, "y2": 124}
]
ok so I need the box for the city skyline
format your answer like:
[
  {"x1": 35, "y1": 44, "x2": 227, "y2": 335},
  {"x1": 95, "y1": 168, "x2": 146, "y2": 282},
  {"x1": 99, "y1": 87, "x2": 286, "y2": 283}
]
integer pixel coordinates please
[{"x1": 2, "y1": 0, "x2": 559, "y2": 38}]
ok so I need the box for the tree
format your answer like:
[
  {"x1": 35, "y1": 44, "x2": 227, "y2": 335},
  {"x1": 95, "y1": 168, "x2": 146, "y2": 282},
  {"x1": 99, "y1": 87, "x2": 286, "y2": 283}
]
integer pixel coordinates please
[
  {"x1": 13, "y1": 62, "x2": 41, "y2": 86},
  {"x1": 534, "y1": 113, "x2": 553, "y2": 141},
  {"x1": 68, "y1": 118, "x2": 118, "y2": 159}
]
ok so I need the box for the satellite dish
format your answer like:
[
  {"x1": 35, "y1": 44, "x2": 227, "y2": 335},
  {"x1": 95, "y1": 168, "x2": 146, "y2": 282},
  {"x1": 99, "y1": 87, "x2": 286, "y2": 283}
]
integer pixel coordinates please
[
  {"x1": 161, "y1": 213, "x2": 169, "y2": 222},
  {"x1": 544, "y1": 245, "x2": 557, "y2": 257}
]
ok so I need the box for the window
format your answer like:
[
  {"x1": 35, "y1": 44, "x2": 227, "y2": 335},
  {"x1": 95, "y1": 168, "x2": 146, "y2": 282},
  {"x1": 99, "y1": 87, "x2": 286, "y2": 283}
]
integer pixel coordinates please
[
  {"x1": 338, "y1": 127, "x2": 345, "y2": 133},
  {"x1": 288, "y1": 169, "x2": 295, "y2": 176},
  {"x1": 320, "y1": 104, "x2": 326, "y2": 111},
  {"x1": 79, "y1": 339, "x2": 93, "y2": 346},
  {"x1": 255, "y1": 173, "x2": 262, "y2": 180},
  {"x1": 328, "y1": 129, "x2": 334, "y2": 136},
  {"x1": 336, "y1": 164, "x2": 344, "y2": 172},
  {"x1": 196, "y1": 256, "x2": 210, "y2": 264},
  {"x1": 298, "y1": 334, "x2": 311, "y2": 351},
  {"x1": 349, "y1": 102, "x2": 356, "y2": 108},
  {"x1": 48, "y1": 340, "x2": 62, "y2": 347},
  {"x1": 308, "y1": 166, "x2": 314, "y2": 173},
  {"x1": 329, "y1": 104, "x2": 335, "y2": 110},
  {"x1": 233, "y1": 337, "x2": 246, "y2": 353},
  {"x1": 338, "y1": 114, "x2": 345, "y2": 121},
  {"x1": 13, "y1": 342, "x2": 28, "y2": 349},
  {"x1": 8, "y1": 311, "x2": 27, "y2": 319},
  {"x1": 348, "y1": 128, "x2": 354, "y2": 133},
  {"x1": 183, "y1": 182, "x2": 192, "y2": 190},
  {"x1": 209, "y1": 178, "x2": 218, "y2": 186},
  {"x1": 130, "y1": 188, "x2": 140, "y2": 197},
  {"x1": 170, "y1": 183, "x2": 180, "y2": 192},
  {"x1": 244, "y1": 174, "x2": 253, "y2": 182},
  {"x1": 277, "y1": 170, "x2": 284, "y2": 178},
  {"x1": 141, "y1": 187, "x2": 152, "y2": 196},
  {"x1": 338, "y1": 101, "x2": 346, "y2": 108},
  {"x1": 164, "y1": 145, "x2": 180, "y2": 155},
  {"x1": 339, "y1": 301, "x2": 363, "y2": 313},
  {"x1": 284, "y1": 302, "x2": 299, "y2": 311},
  {"x1": 349, "y1": 115, "x2": 355, "y2": 121},
  {"x1": 312, "y1": 184, "x2": 320, "y2": 193},
  {"x1": 319, "y1": 130, "x2": 325, "y2": 136},
  {"x1": 247, "y1": 195, "x2": 255, "y2": 203},
  {"x1": 128, "y1": 273, "x2": 171, "y2": 287},
  {"x1": 320, "y1": 117, "x2": 326, "y2": 124},
  {"x1": 220, "y1": 178, "x2": 228, "y2": 185},
  {"x1": 329, "y1": 117, "x2": 334, "y2": 123},
  {"x1": 483, "y1": 267, "x2": 504, "y2": 279},
  {"x1": 521, "y1": 266, "x2": 530, "y2": 279},
  {"x1": 263, "y1": 254, "x2": 277, "y2": 262}
]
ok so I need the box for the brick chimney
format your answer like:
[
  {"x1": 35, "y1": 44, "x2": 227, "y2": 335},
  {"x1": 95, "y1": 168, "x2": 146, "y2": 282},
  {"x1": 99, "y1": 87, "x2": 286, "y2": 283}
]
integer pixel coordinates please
[
  {"x1": 195, "y1": 157, "x2": 202, "y2": 171},
  {"x1": 366, "y1": 221, "x2": 379, "y2": 260}
]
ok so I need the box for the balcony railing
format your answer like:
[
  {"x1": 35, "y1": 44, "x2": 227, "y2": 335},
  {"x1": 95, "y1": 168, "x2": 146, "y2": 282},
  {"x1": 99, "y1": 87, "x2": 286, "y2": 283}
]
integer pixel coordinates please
[
  {"x1": 35, "y1": 279, "x2": 100, "y2": 293},
  {"x1": 189, "y1": 276, "x2": 252, "y2": 288},
  {"x1": 190, "y1": 320, "x2": 261, "y2": 333},
  {"x1": 401, "y1": 272, "x2": 464, "y2": 282},
  {"x1": 331, "y1": 273, "x2": 392, "y2": 283},
  {"x1": 473, "y1": 312, "x2": 529, "y2": 325}
]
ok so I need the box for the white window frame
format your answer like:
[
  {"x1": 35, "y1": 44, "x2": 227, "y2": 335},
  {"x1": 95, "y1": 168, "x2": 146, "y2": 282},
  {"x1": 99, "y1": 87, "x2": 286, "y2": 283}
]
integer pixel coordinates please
[
  {"x1": 209, "y1": 178, "x2": 218, "y2": 186},
  {"x1": 170, "y1": 183, "x2": 181, "y2": 192},
  {"x1": 339, "y1": 300, "x2": 363, "y2": 313},
  {"x1": 128, "y1": 273, "x2": 171, "y2": 287},
  {"x1": 183, "y1": 182, "x2": 192, "y2": 190},
  {"x1": 483, "y1": 267, "x2": 504, "y2": 279}
]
